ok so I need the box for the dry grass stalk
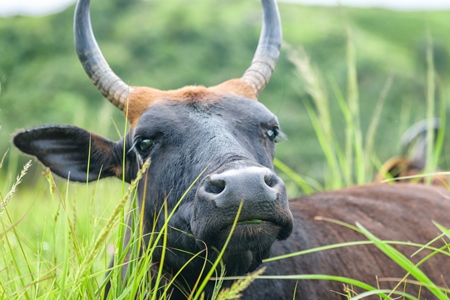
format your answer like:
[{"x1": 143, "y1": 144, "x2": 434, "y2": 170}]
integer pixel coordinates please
[
  {"x1": 216, "y1": 267, "x2": 266, "y2": 300},
  {"x1": 0, "y1": 149, "x2": 8, "y2": 169},
  {"x1": 0, "y1": 160, "x2": 32, "y2": 215}
]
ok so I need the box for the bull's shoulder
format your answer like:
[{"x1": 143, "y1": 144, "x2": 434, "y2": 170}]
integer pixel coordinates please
[
  {"x1": 287, "y1": 184, "x2": 450, "y2": 240},
  {"x1": 290, "y1": 183, "x2": 450, "y2": 213}
]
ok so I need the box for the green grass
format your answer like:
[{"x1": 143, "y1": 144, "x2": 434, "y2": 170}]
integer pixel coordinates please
[
  {"x1": 2, "y1": 11, "x2": 450, "y2": 300},
  {"x1": 0, "y1": 156, "x2": 251, "y2": 299}
]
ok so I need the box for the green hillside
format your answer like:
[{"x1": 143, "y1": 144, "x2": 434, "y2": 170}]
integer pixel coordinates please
[{"x1": 1, "y1": 0, "x2": 449, "y2": 190}]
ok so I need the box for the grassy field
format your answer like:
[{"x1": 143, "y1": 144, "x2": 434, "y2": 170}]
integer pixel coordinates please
[
  {"x1": 1, "y1": 0, "x2": 450, "y2": 299},
  {"x1": 2, "y1": 32, "x2": 450, "y2": 299}
]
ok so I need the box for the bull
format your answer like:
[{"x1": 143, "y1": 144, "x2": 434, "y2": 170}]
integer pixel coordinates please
[
  {"x1": 376, "y1": 118, "x2": 449, "y2": 186},
  {"x1": 13, "y1": 0, "x2": 450, "y2": 298}
]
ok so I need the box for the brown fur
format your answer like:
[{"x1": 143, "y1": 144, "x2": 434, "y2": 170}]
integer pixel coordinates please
[
  {"x1": 125, "y1": 79, "x2": 256, "y2": 127},
  {"x1": 210, "y1": 79, "x2": 257, "y2": 100}
]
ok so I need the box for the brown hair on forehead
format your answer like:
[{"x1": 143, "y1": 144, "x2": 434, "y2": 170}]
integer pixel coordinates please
[{"x1": 125, "y1": 79, "x2": 257, "y2": 127}]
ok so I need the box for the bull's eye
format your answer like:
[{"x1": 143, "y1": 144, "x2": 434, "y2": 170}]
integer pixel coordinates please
[
  {"x1": 133, "y1": 137, "x2": 155, "y2": 155},
  {"x1": 266, "y1": 127, "x2": 286, "y2": 143},
  {"x1": 139, "y1": 139, "x2": 154, "y2": 151}
]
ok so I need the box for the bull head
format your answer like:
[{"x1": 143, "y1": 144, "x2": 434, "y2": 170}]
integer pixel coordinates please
[{"x1": 13, "y1": 0, "x2": 294, "y2": 292}]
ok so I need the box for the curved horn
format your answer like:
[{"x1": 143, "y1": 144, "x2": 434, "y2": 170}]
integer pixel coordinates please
[
  {"x1": 74, "y1": 0, "x2": 132, "y2": 111},
  {"x1": 241, "y1": 0, "x2": 282, "y2": 96}
]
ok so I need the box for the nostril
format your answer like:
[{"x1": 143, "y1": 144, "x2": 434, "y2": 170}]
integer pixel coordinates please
[
  {"x1": 264, "y1": 173, "x2": 278, "y2": 188},
  {"x1": 205, "y1": 179, "x2": 226, "y2": 194}
]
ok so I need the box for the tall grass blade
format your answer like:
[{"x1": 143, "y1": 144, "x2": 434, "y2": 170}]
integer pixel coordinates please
[
  {"x1": 287, "y1": 45, "x2": 343, "y2": 189},
  {"x1": 304, "y1": 103, "x2": 342, "y2": 188},
  {"x1": 433, "y1": 80, "x2": 446, "y2": 168},
  {"x1": 222, "y1": 274, "x2": 391, "y2": 299},
  {"x1": 356, "y1": 222, "x2": 448, "y2": 299},
  {"x1": 329, "y1": 77, "x2": 353, "y2": 186},
  {"x1": 150, "y1": 198, "x2": 170, "y2": 300},
  {"x1": 364, "y1": 75, "x2": 393, "y2": 177},
  {"x1": 192, "y1": 201, "x2": 244, "y2": 299},
  {"x1": 433, "y1": 222, "x2": 450, "y2": 240},
  {"x1": 351, "y1": 289, "x2": 418, "y2": 300},
  {"x1": 264, "y1": 240, "x2": 373, "y2": 262},
  {"x1": 273, "y1": 158, "x2": 316, "y2": 194},
  {"x1": 0, "y1": 149, "x2": 8, "y2": 169},
  {"x1": 346, "y1": 26, "x2": 365, "y2": 185},
  {"x1": 425, "y1": 31, "x2": 436, "y2": 183}
]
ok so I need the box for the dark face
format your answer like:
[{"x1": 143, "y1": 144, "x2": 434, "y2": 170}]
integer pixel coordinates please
[
  {"x1": 131, "y1": 96, "x2": 293, "y2": 275},
  {"x1": 14, "y1": 0, "x2": 290, "y2": 289},
  {"x1": 13, "y1": 94, "x2": 294, "y2": 278}
]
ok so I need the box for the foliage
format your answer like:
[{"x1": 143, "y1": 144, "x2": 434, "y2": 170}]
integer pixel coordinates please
[
  {"x1": 1, "y1": 1, "x2": 450, "y2": 299},
  {"x1": 0, "y1": 0, "x2": 449, "y2": 191},
  {"x1": 0, "y1": 158, "x2": 228, "y2": 299}
]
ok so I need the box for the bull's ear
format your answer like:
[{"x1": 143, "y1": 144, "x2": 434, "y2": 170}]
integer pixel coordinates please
[{"x1": 13, "y1": 125, "x2": 135, "y2": 183}]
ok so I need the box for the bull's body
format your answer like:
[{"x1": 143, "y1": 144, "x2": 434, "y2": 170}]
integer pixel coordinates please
[
  {"x1": 245, "y1": 184, "x2": 450, "y2": 299},
  {"x1": 12, "y1": 0, "x2": 450, "y2": 299}
]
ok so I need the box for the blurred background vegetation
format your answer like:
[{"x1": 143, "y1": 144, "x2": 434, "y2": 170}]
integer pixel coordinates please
[{"x1": 1, "y1": 0, "x2": 449, "y2": 194}]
